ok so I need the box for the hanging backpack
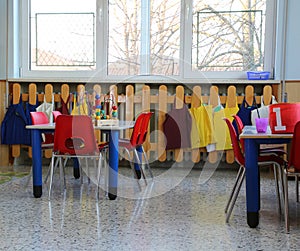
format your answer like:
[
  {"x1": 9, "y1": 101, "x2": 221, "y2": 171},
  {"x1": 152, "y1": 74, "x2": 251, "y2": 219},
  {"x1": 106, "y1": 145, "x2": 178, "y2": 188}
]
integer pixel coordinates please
[{"x1": 1, "y1": 97, "x2": 32, "y2": 145}]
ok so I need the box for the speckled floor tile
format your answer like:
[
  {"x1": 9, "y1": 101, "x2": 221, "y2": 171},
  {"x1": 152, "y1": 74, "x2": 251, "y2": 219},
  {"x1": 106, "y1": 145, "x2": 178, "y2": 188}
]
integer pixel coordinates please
[{"x1": 1, "y1": 163, "x2": 300, "y2": 251}]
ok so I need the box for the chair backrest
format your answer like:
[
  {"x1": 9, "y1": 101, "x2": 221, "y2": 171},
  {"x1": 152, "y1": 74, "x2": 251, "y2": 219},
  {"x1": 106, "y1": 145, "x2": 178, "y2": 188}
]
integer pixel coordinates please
[
  {"x1": 232, "y1": 115, "x2": 245, "y2": 152},
  {"x1": 130, "y1": 112, "x2": 154, "y2": 147},
  {"x1": 137, "y1": 112, "x2": 154, "y2": 145},
  {"x1": 52, "y1": 111, "x2": 62, "y2": 122},
  {"x1": 53, "y1": 115, "x2": 99, "y2": 155},
  {"x1": 30, "y1": 111, "x2": 49, "y2": 125},
  {"x1": 289, "y1": 120, "x2": 300, "y2": 171},
  {"x1": 232, "y1": 115, "x2": 244, "y2": 135},
  {"x1": 224, "y1": 118, "x2": 245, "y2": 166}
]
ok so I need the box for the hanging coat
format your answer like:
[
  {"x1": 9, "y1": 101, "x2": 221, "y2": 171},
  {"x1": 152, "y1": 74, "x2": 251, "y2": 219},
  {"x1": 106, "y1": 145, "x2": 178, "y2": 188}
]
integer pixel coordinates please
[
  {"x1": 163, "y1": 102, "x2": 192, "y2": 150},
  {"x1": 1, "y1": 98, "x2": 33, "y2": 146}
]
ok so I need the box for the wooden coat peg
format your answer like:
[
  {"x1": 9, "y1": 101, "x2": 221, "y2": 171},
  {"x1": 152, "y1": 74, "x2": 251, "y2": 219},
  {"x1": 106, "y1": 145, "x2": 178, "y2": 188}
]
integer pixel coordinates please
[
  {"x1": 44, "y1": 84, "x2": 54, "y2": 158},
  {"x1": 225, "y1": 86, "x2": 237, "y2": 164},
  {"x1": 27, "y1": 83, "x2": 38, "y2": 158},
  {"x1": 262, "y1": 85, "x2": 272, "y2": 105},
  {"x1": 11, "y1": 84, "x2": 21, "y2": 158},
  {"x1": 208, "y1": 86, "x2": 219, "y2": 164},
  {"x1": 191, "y1": 86, "x2": 202, "y2": 163},
  {"x1": 158, "y1": 85, "x2": 167, "y2": 162},
  {"x1": 174, "y1": 85, "x2": 185, "y2": 163}
]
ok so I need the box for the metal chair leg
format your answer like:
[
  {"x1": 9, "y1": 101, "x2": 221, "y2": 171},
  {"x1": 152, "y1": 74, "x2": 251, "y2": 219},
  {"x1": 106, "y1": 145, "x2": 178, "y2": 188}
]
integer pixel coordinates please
[
  {"x1": 283, "y1": 169, "x2": 290, "y2": 233},
  {"x1": 273, "y1": 164, "x2": 282, "y2": 215},
  {"x1": 48, "y1": 155, "x2": 56, "y2": 199},
  {"x1": 133, "y1": 149, "x2": 147, "y2": 185},
  {"x1": 226, "y1": 167, "x2": 246, "y2": 223},
  {"x1": 141, "y1": 145, "x2": 153, "y2": 179},
  {"x1": 96, "y1": 152, "x2": 103, "y2": 199},
  {"x1": 296, "y1": 176, "x2": 299, "y2": 202},
  {"x1": 124, "y1": 148, "x2": 142, "y2": 190},
  {"x1": 225, "y1": 165, "x2": 244, "y2": 214}
]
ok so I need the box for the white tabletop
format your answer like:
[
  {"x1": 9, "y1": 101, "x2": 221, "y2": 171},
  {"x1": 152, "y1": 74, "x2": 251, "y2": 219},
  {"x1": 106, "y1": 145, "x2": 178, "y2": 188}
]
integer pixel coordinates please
[
  {"x1": 240, "y1": 125, "x2": 293, "y2": 139},
  {"x1": 26, "y1": 121, "x2": 134, "y2": 130}
]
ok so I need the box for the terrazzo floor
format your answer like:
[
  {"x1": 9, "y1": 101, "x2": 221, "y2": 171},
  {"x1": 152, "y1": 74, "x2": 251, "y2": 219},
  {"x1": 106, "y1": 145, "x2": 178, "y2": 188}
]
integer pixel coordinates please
[{"x1": 1, "y1": 161, "x2": 300, "y2": 251}]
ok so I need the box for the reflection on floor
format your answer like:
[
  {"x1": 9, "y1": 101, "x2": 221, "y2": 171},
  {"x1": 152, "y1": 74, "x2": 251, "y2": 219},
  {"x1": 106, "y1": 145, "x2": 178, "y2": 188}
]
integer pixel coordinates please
[{"x1": 1, "y1": 162, "x2": 300, "y2": 250}]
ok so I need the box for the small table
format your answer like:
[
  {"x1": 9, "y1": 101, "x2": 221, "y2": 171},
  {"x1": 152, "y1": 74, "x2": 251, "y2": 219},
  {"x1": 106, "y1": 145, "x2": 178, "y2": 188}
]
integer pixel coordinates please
[
  {"x1": 26, "y1": 121, "x2": 134, "y2": 199},
  {"x1": 239, "y1": 126, "x2": 292, "y2": 228}
]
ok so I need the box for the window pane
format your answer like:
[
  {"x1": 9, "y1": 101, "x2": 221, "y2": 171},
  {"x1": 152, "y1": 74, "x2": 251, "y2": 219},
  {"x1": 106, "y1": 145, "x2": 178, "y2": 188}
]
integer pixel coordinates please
[
  {"x1": 30, "y1": 0, "x2": 96, "y2": 71},
  {"x1": 192, "y1": 0, "x2": 266, "y2": 72},
  {"x1": 150, "y1": 1, "x2": 180, "y2": 75},
  {"x1": 108, "y1": 0, "x2": 180, "y2": 76},
  {"x1": 108, "y1": 0, "x2": 141, "y2": 75}
]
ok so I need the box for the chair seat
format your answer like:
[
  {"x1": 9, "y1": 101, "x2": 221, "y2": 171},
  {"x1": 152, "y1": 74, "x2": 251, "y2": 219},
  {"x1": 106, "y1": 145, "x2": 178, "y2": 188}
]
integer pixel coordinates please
[
  {"x1": 41, "y1": 142, "x2": 54, "y2": 149},
  {"x1": 258, "y1": 154, "x2": 285, "y2": 166},
  {"x1": 286, "y1": 166, "x2": 300, "y2": 174},
  {"x1": 98, "y1": 142, "x2": 109, "y2": 150},
  {"x1": 119, "y1": 139, "x2": 135, "y2": 151}
]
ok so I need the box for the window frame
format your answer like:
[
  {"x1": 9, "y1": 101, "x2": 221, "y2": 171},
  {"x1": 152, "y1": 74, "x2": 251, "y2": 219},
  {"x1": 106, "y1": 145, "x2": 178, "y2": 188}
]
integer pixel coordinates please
[
  {"x1": 17, "y1": 0, "x2": 276, "y2": 81},
  {"x1": 183, "y1": 0, "x2": 277, "y2": 79}
]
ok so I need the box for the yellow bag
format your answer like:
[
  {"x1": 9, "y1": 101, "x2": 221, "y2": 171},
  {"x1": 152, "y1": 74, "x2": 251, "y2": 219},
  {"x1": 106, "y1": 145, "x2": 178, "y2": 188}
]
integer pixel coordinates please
[
  {"x1": 213, "y1": 99, "x2": 239, "y2": 150},
  {"x1": 190, "y1": 105, "x2": 214, "y2": 149},
  {"x1": 71, "y1": 93, "x2": 88, "y2": 116}
]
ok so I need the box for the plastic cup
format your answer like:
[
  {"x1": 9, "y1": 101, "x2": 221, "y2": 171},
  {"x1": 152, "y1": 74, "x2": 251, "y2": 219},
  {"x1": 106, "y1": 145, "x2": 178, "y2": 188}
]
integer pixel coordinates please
[{"x1": 255, "y1": 118, "x2": 268, "y2": 133}]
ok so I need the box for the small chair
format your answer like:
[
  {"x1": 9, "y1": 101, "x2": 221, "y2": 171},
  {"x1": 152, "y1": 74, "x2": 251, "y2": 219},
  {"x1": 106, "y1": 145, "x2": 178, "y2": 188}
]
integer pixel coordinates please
[
  {"x1": 30, "y1": 111, "x2": 54, "y2": 148},
  {"x1": 119, "y1": 112, "x2": 154, "y2": 183},
  {"x1": 223, "y1": 118, "x2": 284, "y2": 222},
  {"x1": 282, "y1": 121, "x2": 300, "y2": 233},
  {"x1": 52, "y1": 110, "x2": 62, "y2": 122},
  {"x1": 48, "y1": 115, "x2": 105, "y2": 199}
]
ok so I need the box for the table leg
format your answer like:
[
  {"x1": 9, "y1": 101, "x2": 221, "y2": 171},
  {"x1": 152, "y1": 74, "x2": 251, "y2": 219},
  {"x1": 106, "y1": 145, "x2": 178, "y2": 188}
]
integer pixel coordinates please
[
  {"x1": 245, "y1": 139, "x2": 260, "y2": 228},
  {"x1": 108, "y1": 130, "x2": 119, "y2": 200},
  {"x1": 31, "y1": 129, "x2": 43, "y2": 198}
]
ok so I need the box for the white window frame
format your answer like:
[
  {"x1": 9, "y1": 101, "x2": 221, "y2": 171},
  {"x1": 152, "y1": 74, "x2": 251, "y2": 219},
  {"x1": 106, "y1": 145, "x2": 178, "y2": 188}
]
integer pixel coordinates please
[
  {"x1": 16, "y1": 0, "x2": 276, "y2": 81},
  {"x1": 19, "y1": 0, "x2": 106, "y2": 80},
  {"x1": 182, "y1": 0, "x2": 277, "y2": 80}
]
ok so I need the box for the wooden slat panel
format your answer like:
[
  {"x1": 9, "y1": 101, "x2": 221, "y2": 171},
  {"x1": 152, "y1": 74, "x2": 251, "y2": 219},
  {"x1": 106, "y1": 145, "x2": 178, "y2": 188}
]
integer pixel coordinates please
[
  {"x1": 245, "y1": 85, "x2": 255, "y2": 105},
  {"x1": 61, "y1": 84, "x2": 70, "y2": 104},
  {"x1": 208, "y1": 86, "x2": 218, "y2": 164},
  {"x1": 12, "y1": 84, "x2": 21, "y2": 157},
  {"x1": 6, "y1": 82, "x2": 281, "y2": 165},
  {"x1": 0, "y1": 81, "x2": 9, "y2": 166},
  {"x1": 27, "y1": 83, "x2": 38, "y2": 158},
  {"x1": 225, "y1": 85, "x2": 237, "y2": 164},
  {"x1": 44, "y1": 84, "x2": 54, "y2": 158},
  {"x1": 263, "y1": 85, "x2": 272, "y2": 105},
  {"x1": 125, "y1": 85, "x2": 134, "y2": 139},
  {"x1": 158, "y1": 85, "x2": 167, "y2": 162},
  {"x1": 174, "y1": 85, "x2": 184, "y2": 162},
  {"x1": 141, "y1": 85, "x2": 151, "y2": 155},
  {"x1": 191, "y1": 86, "x2": 202, "y2": 163}
]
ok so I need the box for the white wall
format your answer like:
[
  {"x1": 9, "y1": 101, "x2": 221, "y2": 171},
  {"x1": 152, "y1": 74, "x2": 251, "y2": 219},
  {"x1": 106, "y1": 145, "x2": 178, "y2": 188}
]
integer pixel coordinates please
[
  {"x1": 285, "y1": 0, "x2": 300, "y2": 80},
  {"x1": 0, "y1": 0, "x2": 7, "y2": 79}
]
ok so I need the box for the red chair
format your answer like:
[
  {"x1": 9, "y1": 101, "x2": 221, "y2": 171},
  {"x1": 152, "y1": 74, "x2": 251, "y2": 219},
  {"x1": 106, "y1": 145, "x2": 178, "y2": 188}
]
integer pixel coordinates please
[
  {"x1": 52, "y1": 110, "x2": 62, "y2": 122},
  {"x1": 49, "y1": 115, "x2": 106, "y2": 199},
  {"x1": 282, "y1": 121, "x2": 300, "y2": 233},
  {"x1": 30, "y1": 111, "x2": 54, "y2": 148},
  {"x1": 223, "y1": 118, "x2": 284, "y2": 222},
  {"x1": 119, "y1": 112, "x2": 154, "y2": 183}
]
